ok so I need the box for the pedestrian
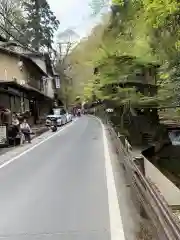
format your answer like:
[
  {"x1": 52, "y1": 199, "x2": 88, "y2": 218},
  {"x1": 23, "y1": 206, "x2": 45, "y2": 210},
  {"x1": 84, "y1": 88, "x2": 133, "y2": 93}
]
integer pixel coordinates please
[
  {"x1": 12, "y1": 113, "x2": 19, "y2": 127},
  {"x1": 20, "y1": 118, "x2": 32, "y2": 143},
  {"x1": 1, "y1": 108, "x2": 11, "y2": 125},
  {"x1": 11, "y1": 113, "x2": 20, "y2": 143}
]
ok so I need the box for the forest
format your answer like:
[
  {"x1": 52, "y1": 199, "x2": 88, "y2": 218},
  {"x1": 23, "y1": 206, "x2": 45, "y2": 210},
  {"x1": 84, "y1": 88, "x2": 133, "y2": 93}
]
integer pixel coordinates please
[
  {"x1": 2, "y1": 0, "x2": 180, "y2": 115},
  {"x1": 63, "y1": 0, "x2": 180, "y2": 118}
]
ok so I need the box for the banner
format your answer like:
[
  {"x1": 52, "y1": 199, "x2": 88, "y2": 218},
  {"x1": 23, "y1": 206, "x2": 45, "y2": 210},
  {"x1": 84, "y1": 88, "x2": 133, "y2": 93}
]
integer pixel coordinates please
[{"x1": 55, "y1": 76, "x2": 60, "y2": 89}]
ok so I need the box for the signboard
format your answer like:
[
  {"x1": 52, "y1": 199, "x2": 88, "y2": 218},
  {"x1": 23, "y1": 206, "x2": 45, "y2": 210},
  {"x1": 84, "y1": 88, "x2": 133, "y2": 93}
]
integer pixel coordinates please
[
  {"x1": 106, "y1": 108, "x2": 114, "y2": 113},
  {"x1": 0, "y1": 125, "x2": 7, "y2": 145},
  {"x1": 55, "y1": 76, "x2": 60, "y2": 89}
]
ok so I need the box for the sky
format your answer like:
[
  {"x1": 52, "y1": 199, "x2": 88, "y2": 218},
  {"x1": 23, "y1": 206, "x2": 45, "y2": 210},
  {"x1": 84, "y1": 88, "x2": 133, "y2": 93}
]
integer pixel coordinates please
[{"x1": 47, "y1": 0, "x2": 101, "y2": 41}]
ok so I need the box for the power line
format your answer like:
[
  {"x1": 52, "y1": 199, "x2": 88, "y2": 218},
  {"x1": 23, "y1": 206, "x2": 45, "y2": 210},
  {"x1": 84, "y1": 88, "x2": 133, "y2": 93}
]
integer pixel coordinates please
[
  {"x1": 0, "y1": 24, "x2": 35, "y2": 53},
  {"x1": 0, "y1": 11, "x2": 36, "y2": 52},
  {"x1": 0, "y1": 12, "x2": 28, "y2": 44}
]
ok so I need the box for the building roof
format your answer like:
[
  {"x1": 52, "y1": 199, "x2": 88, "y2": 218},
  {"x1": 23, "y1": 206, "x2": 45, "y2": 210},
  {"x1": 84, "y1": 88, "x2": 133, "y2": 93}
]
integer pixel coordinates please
[
  {"x1": 0, "y1": 46, "x2": 48, "y2": 76},
  {"x1": 0, "y1": 41, "x2": 56, "y2": 76},
  {"x1": 16, "y1": 49, "x2": 55, "y2": 77}
]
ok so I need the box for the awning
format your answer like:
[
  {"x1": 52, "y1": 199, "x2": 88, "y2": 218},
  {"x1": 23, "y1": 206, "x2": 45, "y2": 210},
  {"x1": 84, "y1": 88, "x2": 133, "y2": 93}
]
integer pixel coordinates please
[{"x1": 0, "y1": 80, "x2": 53, "y2": 100}]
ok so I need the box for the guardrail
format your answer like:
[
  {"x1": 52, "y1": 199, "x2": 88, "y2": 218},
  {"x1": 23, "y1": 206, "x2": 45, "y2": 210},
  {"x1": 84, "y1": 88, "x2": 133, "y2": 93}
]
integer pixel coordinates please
[{"x1": 95, "y1": 110, "x2": 180, "y2": 240}]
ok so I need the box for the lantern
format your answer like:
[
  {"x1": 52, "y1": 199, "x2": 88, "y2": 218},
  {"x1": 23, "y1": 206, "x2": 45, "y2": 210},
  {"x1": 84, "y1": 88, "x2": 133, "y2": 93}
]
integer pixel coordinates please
[{"x1": 18, "y1": 61, "x2": 23, "y2": 71}]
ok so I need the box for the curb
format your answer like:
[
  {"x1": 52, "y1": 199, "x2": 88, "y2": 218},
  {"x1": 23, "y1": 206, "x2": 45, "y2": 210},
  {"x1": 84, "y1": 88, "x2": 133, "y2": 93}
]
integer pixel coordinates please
[{"x1": 31, "y1": 127, "x2": 49, "y2": 139}]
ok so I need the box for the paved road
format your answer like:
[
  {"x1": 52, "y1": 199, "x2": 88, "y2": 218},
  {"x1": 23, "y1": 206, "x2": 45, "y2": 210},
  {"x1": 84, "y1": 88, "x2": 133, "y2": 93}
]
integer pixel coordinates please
[{"x1": 0, "y1": 116, "x2": 117, "y2": 240}]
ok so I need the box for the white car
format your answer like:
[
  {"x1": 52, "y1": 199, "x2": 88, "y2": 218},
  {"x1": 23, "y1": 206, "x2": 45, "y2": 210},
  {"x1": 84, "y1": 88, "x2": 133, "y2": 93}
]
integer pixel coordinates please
[
  {"x1": 66, "y1": 113, "x2": 72, "y2": 123},
  {"x1": 53, "y1": 108, "x2": 67, "y2": 125},
  {"x1": 46, "y1": 115, "x2": 62, "y2": 127}
]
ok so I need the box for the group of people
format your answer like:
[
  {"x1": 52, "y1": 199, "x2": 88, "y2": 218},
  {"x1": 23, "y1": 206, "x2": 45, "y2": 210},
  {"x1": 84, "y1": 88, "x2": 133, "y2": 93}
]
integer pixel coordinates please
[
  {"x1": 11, "y1": 113, "x2": 32, "y2": 144},
  {"x1": 72, "y1": 107, "x2": 81, "y2": 117},
  {"x1": 0, "y1": 106, "x2": 32, "y2": 145}
]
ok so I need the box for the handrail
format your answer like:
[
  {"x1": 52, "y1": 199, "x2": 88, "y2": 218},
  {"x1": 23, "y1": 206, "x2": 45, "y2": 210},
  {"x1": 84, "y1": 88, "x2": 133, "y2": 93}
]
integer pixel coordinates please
[
  {"x1": 95, "y1": 110, "x2": 180, "y2": 240},
  {"x1": 110, "y1": 124, "x2": 180, "y2": 239}
]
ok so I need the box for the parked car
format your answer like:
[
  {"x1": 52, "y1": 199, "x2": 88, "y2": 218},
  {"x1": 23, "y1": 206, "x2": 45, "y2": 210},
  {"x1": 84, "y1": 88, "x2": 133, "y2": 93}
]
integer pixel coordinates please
[
  {"x1": 46, "y1": 115, "x2": 62, "y2": 127},
  {"x1": 66, "y1": 113, "x2": 72, "y2": 123},
  {"x1": 54, "y1": 109, "x2": 67, "y2": 125},
  {"x1": 46, "y1": 108, "x2": 67, "y2": 127}
]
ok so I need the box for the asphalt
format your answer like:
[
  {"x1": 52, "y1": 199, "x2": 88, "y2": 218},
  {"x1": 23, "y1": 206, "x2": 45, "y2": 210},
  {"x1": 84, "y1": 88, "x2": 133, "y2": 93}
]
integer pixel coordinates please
[
  {"x1": 0, "y1": 125, "x2": 48, "y2": 156},
  {"x1": 0, "y1": 116, "x2": 111, "y2": 240}
]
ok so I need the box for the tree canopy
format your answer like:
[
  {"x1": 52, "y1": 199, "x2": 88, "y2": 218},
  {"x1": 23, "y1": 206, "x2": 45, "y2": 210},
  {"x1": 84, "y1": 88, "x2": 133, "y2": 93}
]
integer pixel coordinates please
[
  {"x1": 0, "y1": 0, "x2": 60, "y2": 52},
  {"x1": 63, "y1": 0, "x2": 180, "y2": 109},
  {"x1": 57, "y1": 19, "x2": 109, "y2": 105},
  {"x1": 22, "y1": 0, "x2": 60, "y2": 51},
  {"x1": 0, "y1": 0, "x2": 26, "y2": 41}
]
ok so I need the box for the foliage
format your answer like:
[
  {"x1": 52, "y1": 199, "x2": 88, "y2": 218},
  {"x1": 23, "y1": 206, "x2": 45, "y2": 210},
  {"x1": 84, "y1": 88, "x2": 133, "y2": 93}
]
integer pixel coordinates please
[
  {"x1": 89, "y1": 0, "x2": 109, "y2": 15},
  {"x1": 56, "y1": 20, "x2": 109, "y2": 105},
  {"x1": 55, "y1": 0, "x2": 180, "y2": 109},
  {"x1": 0, "y1": 0, "x2": 25, "y2": 41},
  {"x1": 22, "y1": 0, "x2": 60, "y2": 51},
  {"x1": 0, "y1": 0, "x2": 59, "y2": 52},
  {"x1": 79, "y1": 0, "x2": 180, "y2": 108},
  {"x1": 55, "y1": 29, "x2": 80, "y2": 106}
]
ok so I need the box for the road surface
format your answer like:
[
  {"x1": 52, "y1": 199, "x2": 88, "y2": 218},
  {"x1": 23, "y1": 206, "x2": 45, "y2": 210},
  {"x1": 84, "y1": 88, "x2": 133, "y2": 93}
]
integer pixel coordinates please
[{"x1": 0, "y1": 116, "x2": 124, "y2": 240}]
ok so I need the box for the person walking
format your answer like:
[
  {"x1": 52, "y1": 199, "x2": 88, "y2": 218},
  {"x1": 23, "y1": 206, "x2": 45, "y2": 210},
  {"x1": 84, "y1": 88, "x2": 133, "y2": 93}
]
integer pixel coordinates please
[{"x1": 20, "y1": 118, "x2": 32, "y2": 143}]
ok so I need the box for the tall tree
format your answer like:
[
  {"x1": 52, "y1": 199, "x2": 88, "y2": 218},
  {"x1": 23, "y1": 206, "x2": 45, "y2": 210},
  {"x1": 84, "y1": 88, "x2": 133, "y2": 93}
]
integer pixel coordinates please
[
  {"x1": 55, "y1": 29, "x2": 79, "y2": 107},
  {"x1": 55, "y1": 22, "x2": 108, "y2": 105},
  {"x1": 23, "y1": 0, "x2": 60, "y2": 51},
  {"x1": 86, "y1": 0, "x2": 180, "y2": 108},
  {"x1": 89, "y1": 0, "x2": 109, "y2": 15},
  {"x1": 0, "y1": 0, "x2": 25, "y2": 41}
]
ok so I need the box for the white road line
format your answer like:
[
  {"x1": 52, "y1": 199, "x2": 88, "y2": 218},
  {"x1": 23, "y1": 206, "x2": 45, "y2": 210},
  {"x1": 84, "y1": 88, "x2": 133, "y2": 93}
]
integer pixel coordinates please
[
  {"x1": 99, "y1": 118, "x2": 125, "y2": 240},
  {"x1": 0, "y1": 120, "x2": 77, "y2": 169}
]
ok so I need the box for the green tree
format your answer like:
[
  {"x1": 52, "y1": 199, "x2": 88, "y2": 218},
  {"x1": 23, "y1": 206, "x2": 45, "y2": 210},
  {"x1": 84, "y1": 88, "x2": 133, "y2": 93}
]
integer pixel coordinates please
[
  {"x1": 89, "y1": 0, "x2": 109, "y2": 15},
  {"x1": 59, "y1": 21, "x2": 108, "y2": 104},
  {"x1": 23, "y1": 0, "x2": 60, "y2": 51},
  {"x1": 87, "y1": 0, "x2": 180, "y2": 106},
  {"x1": 61, "y1": 0, "x2": 180, "y2": 112},
  {"x1": 55, "y1": 29, "x2": 80, "y2": 107},
  {"x1": 0, "y1": 0, "x2": 26, "y2": 41}
]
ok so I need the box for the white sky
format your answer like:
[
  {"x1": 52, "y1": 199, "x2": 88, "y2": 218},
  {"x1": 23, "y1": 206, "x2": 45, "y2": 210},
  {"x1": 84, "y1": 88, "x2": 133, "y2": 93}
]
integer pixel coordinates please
[{"x1": 47, "y1": 0, "x2": 100, "y2": 40}]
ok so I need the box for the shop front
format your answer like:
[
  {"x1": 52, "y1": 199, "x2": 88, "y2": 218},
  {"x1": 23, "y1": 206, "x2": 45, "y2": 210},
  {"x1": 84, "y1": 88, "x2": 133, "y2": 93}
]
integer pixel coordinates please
[
  {"x1": 0, "y1": 81, "x2": 54, "y2": 126},
  {"x1": 0, "y1": 82, "x2": 30, "y2": 114}
]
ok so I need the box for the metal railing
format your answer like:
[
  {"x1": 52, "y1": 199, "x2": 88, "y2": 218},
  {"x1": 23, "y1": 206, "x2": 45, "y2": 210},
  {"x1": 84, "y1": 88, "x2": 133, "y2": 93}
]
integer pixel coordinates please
[{"x1": 94, "y1": 109, "x2": 180, "y2": 240}]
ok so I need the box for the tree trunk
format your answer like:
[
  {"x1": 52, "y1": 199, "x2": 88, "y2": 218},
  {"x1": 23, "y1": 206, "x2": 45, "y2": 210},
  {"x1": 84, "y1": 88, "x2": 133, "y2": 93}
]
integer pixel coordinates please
[{"x1": 34, "y1": 0, "x2": 41, "y2": 51}]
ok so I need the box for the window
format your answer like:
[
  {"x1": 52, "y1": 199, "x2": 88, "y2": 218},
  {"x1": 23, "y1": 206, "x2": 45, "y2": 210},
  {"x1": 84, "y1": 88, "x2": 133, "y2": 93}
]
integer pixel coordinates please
[{"x1": 60, "y1": 109, "x2": 66, "y2": 115}]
